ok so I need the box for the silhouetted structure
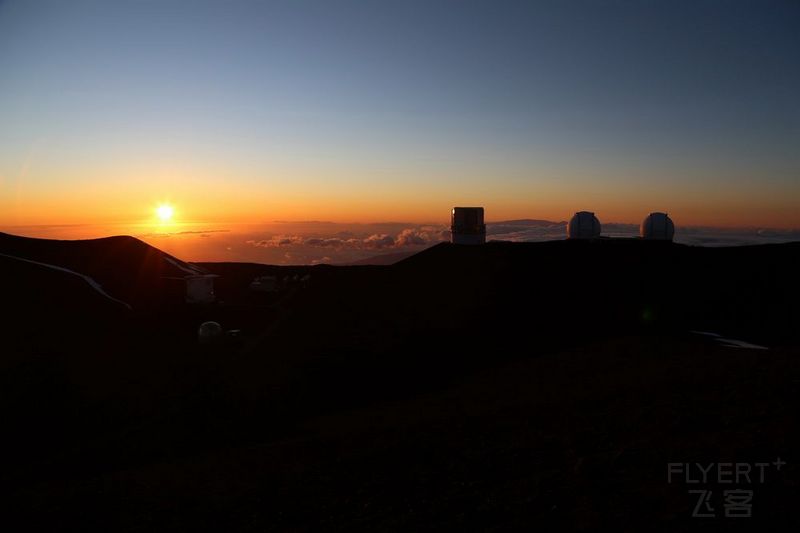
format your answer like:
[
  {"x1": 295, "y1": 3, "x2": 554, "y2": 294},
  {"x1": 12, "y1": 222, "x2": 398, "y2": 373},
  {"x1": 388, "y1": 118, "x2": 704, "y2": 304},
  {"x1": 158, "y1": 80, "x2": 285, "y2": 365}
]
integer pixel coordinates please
[
  {"x1": 640, "y1": 212, "x2": 675, "y2": 241},
  {"x1": 451, "y1": 207, "x2": 486, "y2": 245},
  {"x1": 186, "y1": 274, "x2": 217, "y2": 304},
  {"x1": 567, "y1": 211, "x2": 601, "y2": 239},
  {"x1": 197, "y1": 321, "x2": 223, "y2": 344},
  {"x1": 250, "y1": 275, "x2": 278, "y2": 293}
]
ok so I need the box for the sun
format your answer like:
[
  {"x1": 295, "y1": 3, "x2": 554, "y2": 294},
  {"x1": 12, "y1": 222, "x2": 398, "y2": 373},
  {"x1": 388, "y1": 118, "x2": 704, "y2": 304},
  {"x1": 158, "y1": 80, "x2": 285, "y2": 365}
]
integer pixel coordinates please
[{"x1": 156, "y1": 204, "x2": 174, "y2": 222}]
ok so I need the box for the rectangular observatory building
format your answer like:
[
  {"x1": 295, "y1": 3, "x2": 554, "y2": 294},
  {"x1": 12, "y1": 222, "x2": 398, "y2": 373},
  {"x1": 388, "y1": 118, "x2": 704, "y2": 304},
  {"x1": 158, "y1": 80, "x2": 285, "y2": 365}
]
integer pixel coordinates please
[{"x1": 451, "y1": 207, "x2": 486, "y2": 245}]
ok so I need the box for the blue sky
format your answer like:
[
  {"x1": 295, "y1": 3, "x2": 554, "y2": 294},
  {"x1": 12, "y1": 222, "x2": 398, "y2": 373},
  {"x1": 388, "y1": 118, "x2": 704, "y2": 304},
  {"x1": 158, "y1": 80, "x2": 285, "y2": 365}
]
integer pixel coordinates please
[{"x1": 1, "y1": 0, "x2": 798, "y2": 228}]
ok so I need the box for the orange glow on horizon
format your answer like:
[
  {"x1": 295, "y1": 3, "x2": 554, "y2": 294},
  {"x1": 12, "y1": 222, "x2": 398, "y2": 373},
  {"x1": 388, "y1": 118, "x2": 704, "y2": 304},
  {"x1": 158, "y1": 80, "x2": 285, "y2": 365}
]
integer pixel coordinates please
[
  {"x1": 1, "y1": 198, "x2": 798, "y2": 233},
  {"x1": 1, "y1": 164, "x2": 798, "y2": 233}
]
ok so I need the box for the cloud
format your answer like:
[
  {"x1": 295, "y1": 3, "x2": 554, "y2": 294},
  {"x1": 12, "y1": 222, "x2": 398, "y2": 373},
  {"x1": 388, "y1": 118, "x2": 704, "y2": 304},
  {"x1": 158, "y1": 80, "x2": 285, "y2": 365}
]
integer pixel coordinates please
[
  {"x1": 396, "y1": 228, "x2": 435, "y2": 246},
  {"x1": 487, "y1": 220, "x2": 800, "y2": 246},
  {"x1": 245, "y1": 220, "x2": 800, "y2": 256},
  {"x1": 486, "y1": 221, "x2": 567, "y2": 242},
  {"x1": 304, "y1": 237, "x2": 344, "y2": 247},
  {"x1": 363, "y1": 234, "x2": 395, "y2": 248},
  {"x1": 137, "y1": 219, "x2": 800, "y2": 267},
  {"x1": 247, "y1": 235, "x2": 304, "y2": 247},
  {"x1": 247, "y1": 227, "x2": 448, "y2": 251},
  {"x1": 674, "y1": 227, "x2": 800, "y2": 247}
]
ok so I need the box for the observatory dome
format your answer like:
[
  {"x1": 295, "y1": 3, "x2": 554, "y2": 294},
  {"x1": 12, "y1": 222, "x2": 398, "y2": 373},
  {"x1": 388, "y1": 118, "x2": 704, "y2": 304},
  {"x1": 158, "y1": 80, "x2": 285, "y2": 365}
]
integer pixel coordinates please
[
  {"x1": 640, "y1": 212, "x2": 675, "y2": 241},
  {"x1": 567, "y1": 211, "x2": 601, "y2": 239},
  {"x1": 198, "y1": 321, "x2": 223, "y2": 344}
]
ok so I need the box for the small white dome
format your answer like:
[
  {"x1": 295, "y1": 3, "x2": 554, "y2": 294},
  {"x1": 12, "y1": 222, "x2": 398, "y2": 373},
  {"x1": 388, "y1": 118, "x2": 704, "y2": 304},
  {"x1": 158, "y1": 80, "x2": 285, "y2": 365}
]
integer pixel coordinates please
[
  {"x1": 198, "y1": 321, "x2": 223, "y2": 344},
  {"x1": 640, "y1": 212, "x2": 675, "y2": 240},
  {"x1": 567, "y1": 211, "x2": 601, "y2": 239}
]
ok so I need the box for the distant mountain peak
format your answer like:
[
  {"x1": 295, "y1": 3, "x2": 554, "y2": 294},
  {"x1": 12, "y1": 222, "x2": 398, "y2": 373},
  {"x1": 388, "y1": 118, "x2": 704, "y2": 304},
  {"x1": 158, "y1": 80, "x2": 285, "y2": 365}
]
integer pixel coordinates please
[{"x1": 489, "y1": 219, "x2": 566, "y2": 226}]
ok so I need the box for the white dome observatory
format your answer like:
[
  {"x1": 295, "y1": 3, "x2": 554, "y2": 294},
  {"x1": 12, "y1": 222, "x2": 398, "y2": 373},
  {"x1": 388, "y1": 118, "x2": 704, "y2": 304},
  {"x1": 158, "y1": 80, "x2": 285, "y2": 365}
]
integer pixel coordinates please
[
  {"x1": 198, "y1": 321, "x2": 223, "y2": 344},
  {"x1": 567, "y1": 211, "x2": 601, "y2": 239},
  {"x1": 640, "y1": 212, "x2": 675, "y2": 241},
  {"x1": 451, "y1": 207, "x2": 486, "y2": 245}
]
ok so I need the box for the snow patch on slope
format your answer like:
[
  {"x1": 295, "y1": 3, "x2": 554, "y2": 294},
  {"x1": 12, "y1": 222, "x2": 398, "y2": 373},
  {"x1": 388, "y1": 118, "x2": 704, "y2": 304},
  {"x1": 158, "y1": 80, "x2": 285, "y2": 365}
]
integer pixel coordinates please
[{"x1": 0, "y1": 252, "x2": 132, "y2": 310}]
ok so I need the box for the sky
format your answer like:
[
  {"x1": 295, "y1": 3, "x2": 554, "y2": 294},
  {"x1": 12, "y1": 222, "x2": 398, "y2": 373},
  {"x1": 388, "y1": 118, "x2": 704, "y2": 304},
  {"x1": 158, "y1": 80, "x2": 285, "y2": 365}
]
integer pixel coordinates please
[{"x1": 1, "y1": 0, "x2": 798, "y2": 247}]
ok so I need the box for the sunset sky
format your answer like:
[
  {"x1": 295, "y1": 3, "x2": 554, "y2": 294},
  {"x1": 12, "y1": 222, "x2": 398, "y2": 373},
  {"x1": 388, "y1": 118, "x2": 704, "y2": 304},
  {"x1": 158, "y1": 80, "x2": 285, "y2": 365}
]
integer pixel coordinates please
[{"x1": 1, "y1": 0, "x2": 798, "y2": 236}]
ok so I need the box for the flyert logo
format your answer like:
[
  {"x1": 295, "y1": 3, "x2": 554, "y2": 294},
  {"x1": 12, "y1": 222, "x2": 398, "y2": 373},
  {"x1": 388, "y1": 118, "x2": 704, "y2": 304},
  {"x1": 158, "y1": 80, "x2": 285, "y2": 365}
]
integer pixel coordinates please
[{"x1": 666, "y1": 459, "x2": 787, "y2": 519}]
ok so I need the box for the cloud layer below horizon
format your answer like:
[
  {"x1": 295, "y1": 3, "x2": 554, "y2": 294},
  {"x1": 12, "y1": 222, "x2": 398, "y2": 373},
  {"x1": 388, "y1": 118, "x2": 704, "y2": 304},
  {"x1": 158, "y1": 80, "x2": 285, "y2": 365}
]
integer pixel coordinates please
[
  {"x1": 151, "y1": 220, "x2": 800, "y2": 265},
  {"x1": 4, "y1": 220, "x2": 798, "y2": 265}
]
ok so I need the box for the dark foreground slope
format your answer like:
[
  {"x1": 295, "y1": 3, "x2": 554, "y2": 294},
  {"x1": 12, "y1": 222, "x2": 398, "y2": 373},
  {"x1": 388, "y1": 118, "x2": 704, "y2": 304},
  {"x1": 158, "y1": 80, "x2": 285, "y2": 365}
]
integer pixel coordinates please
[
  {"x1": 1, "y1": 236, "x2": 799, "y2": 531},
  {"x1": 0, "y1": 232, "x2": 207, "y2": 310}
]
